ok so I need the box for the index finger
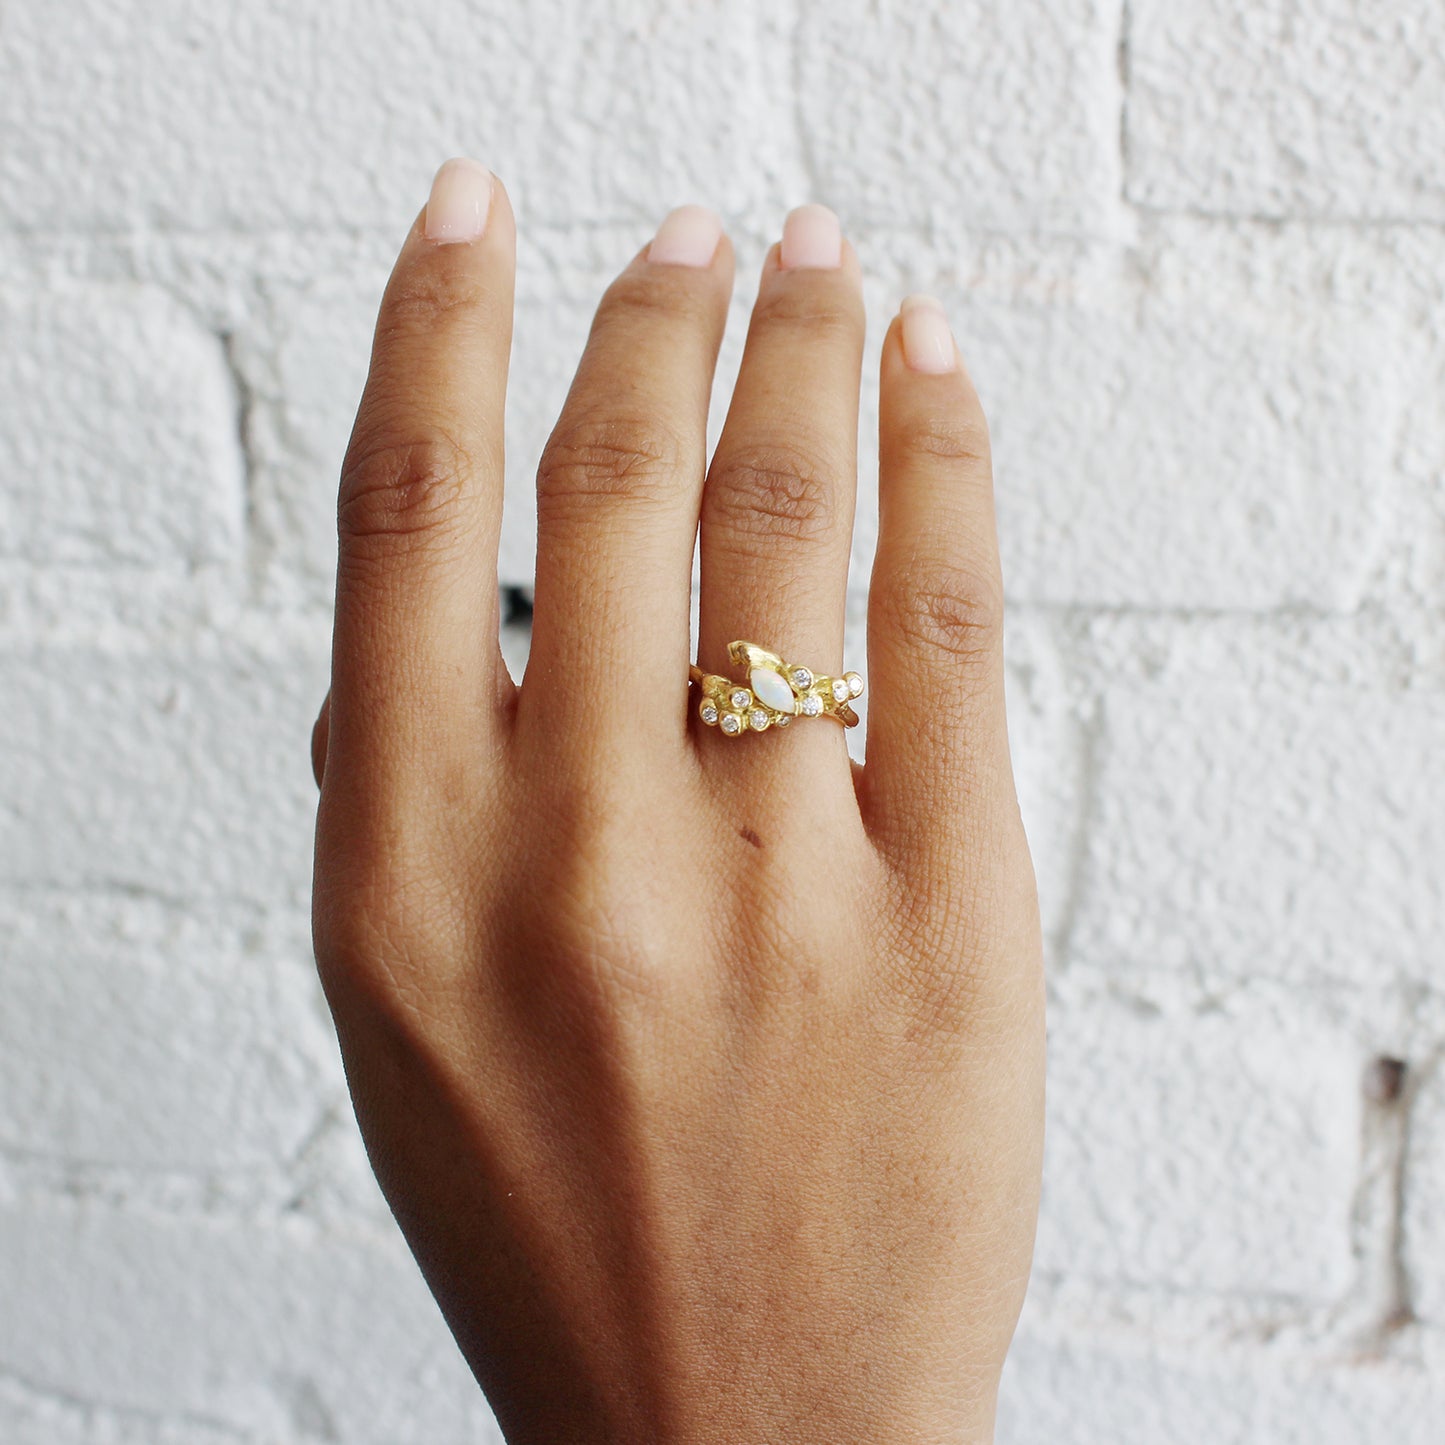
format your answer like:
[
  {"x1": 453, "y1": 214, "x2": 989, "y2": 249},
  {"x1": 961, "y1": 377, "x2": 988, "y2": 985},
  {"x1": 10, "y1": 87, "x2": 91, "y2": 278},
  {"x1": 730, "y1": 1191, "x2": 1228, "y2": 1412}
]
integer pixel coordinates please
[{"x1": 326, "y1": 159, "x2": 517, "y2": 805}]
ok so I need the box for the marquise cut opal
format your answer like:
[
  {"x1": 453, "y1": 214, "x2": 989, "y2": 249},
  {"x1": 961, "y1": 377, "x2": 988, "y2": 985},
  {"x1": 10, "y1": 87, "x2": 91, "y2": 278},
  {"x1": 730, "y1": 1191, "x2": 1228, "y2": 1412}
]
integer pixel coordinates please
[{"x1": 749, "y1": 666, "x2": 796, "y2": 714}]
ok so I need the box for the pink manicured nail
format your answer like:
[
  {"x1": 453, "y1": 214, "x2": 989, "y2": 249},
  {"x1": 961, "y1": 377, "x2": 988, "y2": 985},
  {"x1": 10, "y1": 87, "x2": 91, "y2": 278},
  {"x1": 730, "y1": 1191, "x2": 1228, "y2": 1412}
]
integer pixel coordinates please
[
  {"x1": 899, "y1": 294, "x2": 958, "y2": 374},
  {"x1": 648, "y1": 205, "x2": 723, "y2": 267},
  {"x1": 780, "y1": 203, "x2": 842, "y2": 270},
  {"x1": 424, "y1": 158, "x2": 493, "y2": 244}
]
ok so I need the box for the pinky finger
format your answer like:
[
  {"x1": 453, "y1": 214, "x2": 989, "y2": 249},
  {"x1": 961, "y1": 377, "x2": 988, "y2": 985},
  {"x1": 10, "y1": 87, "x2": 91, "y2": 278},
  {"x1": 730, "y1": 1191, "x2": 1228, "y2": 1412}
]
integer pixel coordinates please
[{"x1": 862, "y1": 296, "x2": 1015, "y2": 868}]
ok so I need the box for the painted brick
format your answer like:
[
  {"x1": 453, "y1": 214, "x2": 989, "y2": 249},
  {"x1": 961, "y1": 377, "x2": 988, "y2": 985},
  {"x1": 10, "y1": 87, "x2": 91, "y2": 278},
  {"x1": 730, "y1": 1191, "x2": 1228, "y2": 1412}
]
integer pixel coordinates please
[
  {"x1": 963, "y1": 299, "x2": 1389, "y2": 611},
  {"x1": 0, "y1": 1374, "x2": 249, "y2": 1445},
  {"x1": 0, "y1": 0, "x2": 799, "y2": 235},
  {"x1": 0, "y1": 285, "x2": 241, "y2": 570},
  {"x1": 999, "y1": 1335, "x2": 1445, "y2": 1445},
  {"x1": 1072, "y1": 651, "x2": 1445, "y2": 988},
  {"x1": 1034, "y1": 997, "x2": 1360, "y2": 1304},
  {"x1": 0, "y1": 1200, "x2": 499, "y2": 1443},
  {"x1": 998, "y1": 615, "x2": 1089, "y2": 961},
  {"x1": 1127, "y1": 0, "x2": 1445, "y2": 220},
  {"x1": 795, "y1": 0, "x2": 1123, "y2": 234},
  {"x1": 1401, "y1": 1059, "x2": 1445, "y2": 1327},
  {"x1": 0, "y1": 643, "x2": 325, "y2": 908},
  {"x1": 0, "y1": 898, "x2": 332, "y2": 1173}
]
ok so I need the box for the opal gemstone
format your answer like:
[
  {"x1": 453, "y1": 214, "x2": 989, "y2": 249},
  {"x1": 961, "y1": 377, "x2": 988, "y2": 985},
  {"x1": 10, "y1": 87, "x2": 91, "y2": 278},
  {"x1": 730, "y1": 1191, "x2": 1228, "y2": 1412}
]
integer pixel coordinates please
[{"x1": 749, "y1": 666, "x2": 796, "y2": 714}]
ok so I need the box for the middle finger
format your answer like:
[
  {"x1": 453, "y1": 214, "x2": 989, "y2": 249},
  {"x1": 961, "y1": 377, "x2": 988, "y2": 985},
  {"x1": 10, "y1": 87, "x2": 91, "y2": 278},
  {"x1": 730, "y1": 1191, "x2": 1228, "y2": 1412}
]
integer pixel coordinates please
[{"x1": 523, "y1": 206, "x2": 733, "y2": 749}]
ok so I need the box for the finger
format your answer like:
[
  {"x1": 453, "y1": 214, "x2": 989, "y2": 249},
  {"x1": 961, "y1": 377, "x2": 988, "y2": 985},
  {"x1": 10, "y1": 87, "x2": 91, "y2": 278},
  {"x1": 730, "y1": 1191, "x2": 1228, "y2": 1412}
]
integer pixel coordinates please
[
  {"x1": 327, "y1": 158, "x2": 516, "y2": 797},
  {"x1": 696, "y1": 205, "x2": 864, "y2": 762},
  {"x1": 522, "y1": 206, "x2": 732, "y2": 749},
  {"x1": 863, "y1": 295, "x2": 1013, "y2": 864}
]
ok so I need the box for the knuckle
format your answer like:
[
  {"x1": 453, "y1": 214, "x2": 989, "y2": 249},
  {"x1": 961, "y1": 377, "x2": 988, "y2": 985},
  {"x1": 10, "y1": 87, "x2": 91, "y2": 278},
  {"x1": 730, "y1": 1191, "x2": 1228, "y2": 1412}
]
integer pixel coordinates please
[
  {"x1": 337, "y1": 430, "x2": 471, "y2": 556},
  {"x1": 880, "y1": 558, "x2": 1004, "y2": 670},
  {"x1": 523, "y1": 812, "x2": 673, "y2": 1009},
  {"x1": 879, "y1": 841, "x2": 1043, "y2": 1045},
  {"x1": 312, "y1": 847, "x2": 471, "y2": 1009},
  {"x1": 894, "y1": 413, "x2": 992, "y2": 473},
  {"x1": 705, "y1": 439, "x2": 840, "y2": 546},
  {"x1": 546, "y1": 888, "x2": 669, "y2": 1010},
  {"x1": 380, "y1": 260, "x2": 491, "y2": 334},
  {"x1": 751, "y1": 287, "x2": 861, "y2": 342},
  {"x1": 536, "y1": 412, "x2": 685, "y2": 519},
  {"x1": 878, "y1": 873, "x2": 994, "y2": 1038},
  {"x1": 596, "y1": 268, "x2": 712, "y2": 326}
]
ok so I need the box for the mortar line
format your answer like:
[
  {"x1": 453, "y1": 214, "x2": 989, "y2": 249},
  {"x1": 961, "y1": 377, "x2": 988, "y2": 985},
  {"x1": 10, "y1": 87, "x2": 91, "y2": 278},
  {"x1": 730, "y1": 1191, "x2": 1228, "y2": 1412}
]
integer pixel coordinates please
[
  {"x1": 216, "y1": 326, "x2": 267, "y2": 606},
  {"x1": 1117, "y1": 0, "x2": 1134, "y2": 210}
]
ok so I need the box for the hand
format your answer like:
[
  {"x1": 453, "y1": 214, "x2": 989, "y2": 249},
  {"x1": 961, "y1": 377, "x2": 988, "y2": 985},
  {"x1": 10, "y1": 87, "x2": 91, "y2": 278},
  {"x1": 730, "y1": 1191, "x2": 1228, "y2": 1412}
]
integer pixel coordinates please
[{"x1": 311, "y1": 158, "x2": 1044, "y2": 1445}]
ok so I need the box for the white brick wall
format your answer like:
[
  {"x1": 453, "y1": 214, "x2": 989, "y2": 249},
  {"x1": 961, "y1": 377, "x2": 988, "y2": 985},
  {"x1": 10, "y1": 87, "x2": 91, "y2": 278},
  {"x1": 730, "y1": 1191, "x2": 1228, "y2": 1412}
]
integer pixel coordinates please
[
  {"x1": 1126, "y1": 0, "x2": 1445, "y2": 221},
  {"x1": 1, "y1": 1, "x2": 1440, "y2": 1439}
]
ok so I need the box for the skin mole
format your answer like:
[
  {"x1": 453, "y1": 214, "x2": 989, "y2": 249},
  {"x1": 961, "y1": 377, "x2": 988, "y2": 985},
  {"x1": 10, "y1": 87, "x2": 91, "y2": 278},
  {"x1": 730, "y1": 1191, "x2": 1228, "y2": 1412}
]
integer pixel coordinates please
[{"x1": 739, "y1": 825, "x2": 763, "y2": 848}]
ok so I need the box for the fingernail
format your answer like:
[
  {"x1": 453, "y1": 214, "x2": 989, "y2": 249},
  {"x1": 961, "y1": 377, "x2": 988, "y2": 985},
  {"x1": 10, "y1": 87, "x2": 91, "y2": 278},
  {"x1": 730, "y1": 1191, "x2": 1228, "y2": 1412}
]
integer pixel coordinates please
[
  {"x1": 648, "y1": 205, "x2": 723, "y2": 267},
  {"x1": 424, "y1": 158, "x2": 493, "y2": 244},
  {"x1": 899, "y1": 293, "x2": 958, "y2": 374},
  {"x1": 780, "y1": 203, "x2": 842, "y2": 270}
]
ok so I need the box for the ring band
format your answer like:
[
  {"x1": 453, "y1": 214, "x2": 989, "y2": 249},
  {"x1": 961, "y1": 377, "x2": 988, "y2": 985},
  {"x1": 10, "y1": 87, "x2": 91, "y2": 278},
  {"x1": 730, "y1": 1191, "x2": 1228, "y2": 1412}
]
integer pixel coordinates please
[{"x1": 689, "y1": 640, "x2": 863, "y2": 736}]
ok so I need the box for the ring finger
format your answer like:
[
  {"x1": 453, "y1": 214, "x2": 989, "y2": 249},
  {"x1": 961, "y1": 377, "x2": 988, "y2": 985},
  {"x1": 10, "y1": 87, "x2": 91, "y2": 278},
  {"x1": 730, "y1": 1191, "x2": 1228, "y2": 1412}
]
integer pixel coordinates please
[
  {"x1": 696, "y1": 205, "x2": 865, "y2": 768},
  {"x1": 523, "y1": 206, "x2": 734, "y2": 752}
]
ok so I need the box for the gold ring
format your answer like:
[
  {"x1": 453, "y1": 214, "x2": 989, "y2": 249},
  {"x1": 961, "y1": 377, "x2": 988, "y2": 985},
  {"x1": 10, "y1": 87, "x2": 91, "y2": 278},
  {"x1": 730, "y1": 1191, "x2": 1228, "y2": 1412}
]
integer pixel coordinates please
[{"x1": 689, "y1": 640, "x2": 863, "y2": 735}]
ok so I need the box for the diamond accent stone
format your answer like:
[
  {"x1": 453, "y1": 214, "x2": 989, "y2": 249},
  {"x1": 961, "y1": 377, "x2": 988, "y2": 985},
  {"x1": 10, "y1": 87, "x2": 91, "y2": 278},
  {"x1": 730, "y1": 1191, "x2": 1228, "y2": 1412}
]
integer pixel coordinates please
[
  {"x1": 720, "y1": 713, "x2": 742, "y2": 734},
  {"x1": 699, "y1": 700, "x2": 718, "y2": 725},
  {"x1": 774, "y1": 712, "x2": 792, "y2": 727},
  {"x1": 800, "y1": 694, "x2": 823, "y2": 717},
  {"x1": 748, "y1": 708, "x2": 769, "y2": 731},
  {"x1": 790, "y1": 667, "x2": 813, "y2": 691},
  {"x1": 730, "y1": 688, "x2": 751, "y2": 711},
  {"x1": 831, "y1": 677, "x2": 850, "y2": 703},
  {"x1": 845, "y1": 671, "x2": 864, "y2": 697}
]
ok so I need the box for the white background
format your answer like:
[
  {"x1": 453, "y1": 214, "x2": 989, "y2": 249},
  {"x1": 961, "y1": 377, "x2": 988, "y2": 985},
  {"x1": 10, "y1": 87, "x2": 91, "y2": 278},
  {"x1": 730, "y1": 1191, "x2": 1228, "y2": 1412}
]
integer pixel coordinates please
[{"x1": 1, "y1": 1, "x2": 1443, "y2": 1440}]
